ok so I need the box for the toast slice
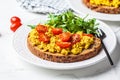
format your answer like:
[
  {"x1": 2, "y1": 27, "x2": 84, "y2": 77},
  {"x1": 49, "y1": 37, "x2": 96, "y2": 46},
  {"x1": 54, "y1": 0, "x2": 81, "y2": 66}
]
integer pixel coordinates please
[
  {"x1": 83, "y1": 0, "x2": 120, "y2": 14},
  {"x1": 27, "y1": 34, "x2": 102, "y2": 63}
]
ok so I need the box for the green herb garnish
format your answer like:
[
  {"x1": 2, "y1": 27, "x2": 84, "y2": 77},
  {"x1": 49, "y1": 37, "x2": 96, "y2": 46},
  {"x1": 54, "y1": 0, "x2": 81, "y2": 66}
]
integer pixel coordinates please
[
  {"x1": 27, "y1": 25, "x2": 36, "y2": 29},
  {"x1": 46, "y1": 11, "x2": 98, "y2": 34}
]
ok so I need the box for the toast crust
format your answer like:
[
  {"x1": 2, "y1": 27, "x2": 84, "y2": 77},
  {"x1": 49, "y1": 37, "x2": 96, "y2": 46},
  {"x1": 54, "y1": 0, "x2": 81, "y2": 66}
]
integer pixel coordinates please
[
  {"x1": 27, "y1": 35, "x2": 102, "y2": 63},
  {"x1": 83, "y1": 0, "x2": 120, "y2": 14}
]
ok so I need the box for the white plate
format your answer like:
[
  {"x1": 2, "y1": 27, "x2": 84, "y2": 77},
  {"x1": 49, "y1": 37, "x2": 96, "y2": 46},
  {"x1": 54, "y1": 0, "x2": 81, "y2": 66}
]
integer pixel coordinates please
[
  {"x1": 67, "y1": 0, "x2": 120, "y2": 21},
  {"x1": 13, "y1": 15, "x2": 117, "y2": 70}
]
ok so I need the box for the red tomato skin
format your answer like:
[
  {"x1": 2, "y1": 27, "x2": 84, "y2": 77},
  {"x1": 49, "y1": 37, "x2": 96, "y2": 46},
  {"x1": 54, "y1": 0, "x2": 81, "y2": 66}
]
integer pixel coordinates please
[
  {"x1": 52, "y1": 28, "x2": 63, "y2": 35},
  {"x1": 10, "y1": 16, "x2": 21, "y2": 24},
  {"x1": 83, "y1": 33, "x2": 93, "y2": 37},
  {"x1": 36, "y1": 24, "x2": 48, "y2": 33},
  {"x1": 56, "y1": 41, "x2": 71, "y2": 48},
  {"x1": 38, "y1": 33, "x2": 50, "y2": 43},
  {"x1": 10, "y1": 22, "x2": 22, "y2": 32},
  {"x1": 71, "y1": 34, "x2": 80, "y2": 44},
  {"x1": 59, "y1": 32, "x2": 71, "y2": 42}
]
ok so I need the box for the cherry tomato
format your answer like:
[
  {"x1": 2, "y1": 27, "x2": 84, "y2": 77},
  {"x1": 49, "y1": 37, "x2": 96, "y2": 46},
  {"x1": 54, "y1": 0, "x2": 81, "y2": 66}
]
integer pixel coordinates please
[
  {"x1": 71, "y1": 34, "x2": 80, "y2": 44},
  {"x1": 56, "y1": 41, "x2": 71, "y2": 48},
  {"x1": 10, "y1": 22, "x2": 22, "y2": 32},
  {"x1": 52, "y1": 28, "x2": 63, "y2": 35},
  {"x1": 36, "y1": 24, "x2": 48, "y2": 33},
  {"x1": 59, "y1": 32, "x2": 71, "y2": 42},
  {"x1": 10, "y1": 16, "x2": 21, "y2": 24},
  {"x1": 83, "y1": 33, "x2": 93, "y2": 37},
  {"x1": 38, "y1": 33, "x2": 50, "y2": 43}
]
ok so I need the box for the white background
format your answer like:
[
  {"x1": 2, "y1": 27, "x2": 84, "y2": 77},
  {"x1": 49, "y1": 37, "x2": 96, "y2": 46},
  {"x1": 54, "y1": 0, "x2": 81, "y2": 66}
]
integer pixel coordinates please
[{"x1": 0, "y1": 0, "x2": 120, "y2": 80}]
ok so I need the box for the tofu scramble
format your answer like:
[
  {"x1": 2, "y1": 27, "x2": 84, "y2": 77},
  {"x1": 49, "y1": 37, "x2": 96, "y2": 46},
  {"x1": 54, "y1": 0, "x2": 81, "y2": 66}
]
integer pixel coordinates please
[
  {"x1": 90, "y1": 0, "x2": 120, "y2": 8},
  {"x1": 28, "y1": 24, "x2": 94, "y2": 55}
]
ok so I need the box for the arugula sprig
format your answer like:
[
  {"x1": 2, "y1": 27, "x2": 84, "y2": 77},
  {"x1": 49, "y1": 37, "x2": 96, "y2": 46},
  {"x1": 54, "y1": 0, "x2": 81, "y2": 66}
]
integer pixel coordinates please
[
  {"x1": 46, "y1": 11, "x2": 98, "y2": 34},
  {"x1": 27, "y1": 25, "x2": 36, "y2": 29}
]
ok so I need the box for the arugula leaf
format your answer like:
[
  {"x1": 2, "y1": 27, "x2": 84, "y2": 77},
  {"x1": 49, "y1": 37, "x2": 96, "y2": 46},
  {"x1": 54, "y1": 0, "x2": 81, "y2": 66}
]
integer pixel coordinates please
[
  {"x1": 27, "y1": 25, "x2": 36, "y2": 29},
  {"x1": 46, "y1": 11, "x2": 98, "y2": 34}
]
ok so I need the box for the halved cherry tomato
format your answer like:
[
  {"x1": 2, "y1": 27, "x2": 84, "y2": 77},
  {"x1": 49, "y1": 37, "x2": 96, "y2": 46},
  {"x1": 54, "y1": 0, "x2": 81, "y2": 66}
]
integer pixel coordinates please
[
  {"x1": 10, "y1": 22, "x2": 22, "y2": 32},
  {"x1": 56, "y1": 41, "x2": 71, "y2": 48},
  {"x1": 52, "y1": 28, "x2": 63, "y2": 35},
  {"x1": 71, "y1": 34, "x2": 80, "y2": 44},
  {"x1": 10, "y1": 16, "x2": 21, "y2": 24},
  {"x1": 38, "y1": 33, "x2": 50, "y2": 43},
  {"x1": 10, "y1": 16, "x2": 22, "y2": 32},
  {"x1": 36, "y1": 24, "x2": 48, "y2": 33},
  {"x1": 83, "y1": 33, "x2": 93, "y2": 37},
  {"x1": 59, "y1": 32, "x2": 71, "y2": 42}
]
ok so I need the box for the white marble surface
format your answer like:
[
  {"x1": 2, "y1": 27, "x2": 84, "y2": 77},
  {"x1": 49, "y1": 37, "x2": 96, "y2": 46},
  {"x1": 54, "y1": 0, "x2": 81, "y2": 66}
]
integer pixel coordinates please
[{"x1": 0, "y1": 0, "x2": 120, "y2": 80}]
